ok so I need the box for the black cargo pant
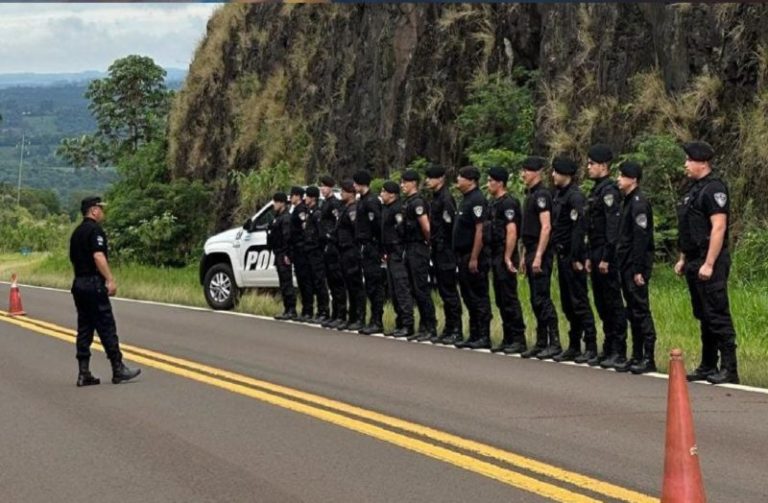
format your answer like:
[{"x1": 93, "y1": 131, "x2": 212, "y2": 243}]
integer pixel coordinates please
[
  {"x1": 431, "y1": 243, "x2": 462, "y2": 333},
  {"x1": 684, "y1": 253, "x2": 737, "y2": 369},
  {"x1": 619, "y1": 266, "x2": 656, "y2": 361},
  {"x1": 556, "y1": 252, "x2": 597, "y2": 351},
  {"x1": 340, "y1": 245, "x2": 365, "y2": 324},
  {"x1": 456, "y1": 249, "x2": 491, "y2": 340},
  {"x1": 360, "y1": 242, "x2": 385, "y2": 326},
  {"x1": 405, "y1": 241, "x2": 436, "y2": 331},
  {"x1": 305, "y1": 245, "x2": 330, "y2": 317},
  {"x1": 386, "y1": 245, "x2": 414, "y2": 328},
  {"x1": 292, "y1": 251, "x2": 314, "y2": 316},
  {"x1": 324, "y1": 243, "x2": 347, "y2": 321},
  {"x1": 71, "y1": 275, "x2": 122, "y2": 364},
  {"x1": 524, "y1": 245, "x2": 559, "y2": 348},
  {"x1": 588, "y1": 248, "x2": 627, "y2": 356},
  {"x1": 275, "y1": 252, "x2": 296, "y2": 313},
  {"x1": 491, "y1": 250, "x2": 525, "y2": 344}
]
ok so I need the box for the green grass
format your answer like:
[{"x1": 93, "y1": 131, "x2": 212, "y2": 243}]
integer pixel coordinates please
[{"x1": 2, "y1": 251, "x2": 766, "y2": 387}]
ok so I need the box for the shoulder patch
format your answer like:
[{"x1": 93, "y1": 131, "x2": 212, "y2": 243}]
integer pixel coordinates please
[
  {"x1": 332, "y1": 209, "x2": 339, "y2": 219},
  {"x1": 473, "y1": 205, "x2": 483, "y2": 218},
  {"x1": 442, "y1": 210, "x2": 452, "y2": 223},
  {"x1": 504, "y1": 208, "x2": 515, "y2": 221},
  {"x1": 298, "y1": 211, "x2": 307, "y2": 221},
  {"x1": 395, "y1": 213, "x2": 403, "y2": 224},
  {"x1": 714, "y1": 192, "x2": 727, "y2": 208},
  {"x1": 349, "y1": 209, "x2": 356, "y2": 222},
  {"x1": 96, "y1": 235, "x2": 105, "y2": 246},
  {"x1": 570, "y1": 208, "x2": 578, "y2": 221},
  {"x1": 603, "y1": 193, "x2": 614, "y2": 207},
  {"x1": 415, "y1": 205, "x2": 424, "y2": 216},
  {"x1": 536, "y1": 196, "x2": 546, "y2": 209},
  {"x1": 635, "y1": 213, "x2": 648, "y2": 229},
  {"x1": 368, "y1": 211, "x2": 375, "y2": 221}
]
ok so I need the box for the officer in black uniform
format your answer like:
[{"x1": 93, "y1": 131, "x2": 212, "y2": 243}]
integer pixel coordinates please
[
  {"x1": 69, "y1": 196, "x2": 140, "y2": 386},
  {"x1": 380, "y1": 180, "x2": 415, "y2": 337},
  {"x1": 615, "y1": 161, "x2": 657, "y2": 374},
  {"x1": 676, "y1": 141, "x2": 739, "y2": 385},
  {"x1": 354, "y1": 170, "x2": 385, "y2": 335},
  {"x1": 400, "y1": 169, "x2": 437, "y2": 341},
  {"x1": 303, "y1": 186, "x2": 330, "y2": 324},
  {"x1": 289, "y1": 186, "x2": 314, "y2": 322},
  {"x1": 452, "y1": 166, "x2": 492, "y2": 349},
  {"x1": 335, "y1": 179, "x2": 366, "y2": 331},
  {"x1": 318, "y1": 176, "x2": 347, "y2": 329},
  {"x1": 550, "y1": 156, "x2": 598, "y2": 363},
  {"x1": 485, "y1": 167, "x2": 526, "y2": 354},
  {"x1": 424, "y1": 164, "x2": 463, "y2": 345},
  {"x1": 268, "y1": 192, "x2": 297, "y2": 321},
  {"x1": 519, "y1": 157, "x2": 561, "y2": 359},
  {"x1": 585, "y1": 144, "x2": 627, "y2": 368}
]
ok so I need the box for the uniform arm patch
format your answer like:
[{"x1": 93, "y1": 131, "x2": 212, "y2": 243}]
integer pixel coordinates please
[{"x1": 635, "y1": 213, "x2": 648, "y2": 229}]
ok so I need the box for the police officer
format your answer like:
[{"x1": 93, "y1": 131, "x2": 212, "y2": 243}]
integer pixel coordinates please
[
  {"x1": 676, "y1": 141, "x2": 739, "y2": 384},
  {"x1": 615, "y1": 161, "x2": 657, "y2": 374},
  {"x1": 354, "y1": 170, "x2": 385, "y2": 335},
  {"x1": 452, "y1": 166, "x2": 492, "y2": 349},
  {"x1": 335, "y1": 179, "x2": 366, "y2": 332},
  {"x1": 318, "y1": 176, "x2": 347, "y2": 329},
  {"x1": 380, "y1": 180, "x2": 415, "y2": 337},
  {"x1": 485, "y1": 167, "x2": 526, "y2": 354},
  {"x1": 550, "y1": 157, "x2": 597, "y2": 362},
  {"x1": 268, "y1": 192, "x2": 297, "y2": 321},
  {"x1": 585, "y1": 144, "x2": 627, "y2": 368},
  {"x1": 519, "y1": 157, "x2": 561, "y2": 359},
  {"x1": 303, "y1": 186, "x2": 331, "y2": 323},
  {"x1": 400, "y1": 169, "x2": 437, "y2": 341},
  {"x1": 69, "y1": 196, "x2": 140, "y2": 386},
  {"x1": 425, "y1": 164, "x2": 463, "y2": 345},
  {"x1": 289, "y1": 186, "x2": 314, "y2": 322}
]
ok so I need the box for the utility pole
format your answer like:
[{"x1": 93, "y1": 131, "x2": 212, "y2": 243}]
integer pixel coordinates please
[{"x1": 17, "y1": 132, "x2": 26, "y2": 206}]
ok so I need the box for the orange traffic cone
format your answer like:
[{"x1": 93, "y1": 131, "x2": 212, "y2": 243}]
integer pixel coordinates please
[
  {"x1": 8, "y1": 273, "x2": 26, "y2": 316},
  {"x1": 661, "y1": 349, "x2": 706, "y2": 502}
]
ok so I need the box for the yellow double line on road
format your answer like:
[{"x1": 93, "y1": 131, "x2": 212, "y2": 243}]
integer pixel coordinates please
[{"x1": 1, "y1": 311, "x2": 657, "y2": 503}]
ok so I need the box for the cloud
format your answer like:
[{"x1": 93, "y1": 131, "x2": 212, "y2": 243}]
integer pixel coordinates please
[{"x1": 0, "y1": 4, "x2": 220, "y2": 73}]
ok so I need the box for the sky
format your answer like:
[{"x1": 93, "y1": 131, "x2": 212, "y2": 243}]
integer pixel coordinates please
[{"x1": 0, "y1": 3, "x2": 221, "y2": 74}]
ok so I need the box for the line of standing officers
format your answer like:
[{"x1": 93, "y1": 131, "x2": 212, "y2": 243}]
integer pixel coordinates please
[{"x1": 266, "y1": 140, "x2": 739, "y2": 385}]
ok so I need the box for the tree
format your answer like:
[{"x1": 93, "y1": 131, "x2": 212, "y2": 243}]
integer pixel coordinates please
[{"x1": 56, "y1": 134, "x2": 110, "y2": 170}]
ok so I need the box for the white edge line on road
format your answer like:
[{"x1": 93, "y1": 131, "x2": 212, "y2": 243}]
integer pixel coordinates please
[{"x1": 4, "y1": 281, "x2": 767, "y2": 396}]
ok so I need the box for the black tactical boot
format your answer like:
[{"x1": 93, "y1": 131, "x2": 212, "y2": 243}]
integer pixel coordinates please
[
  {"x1": 274, "y1": 309, "x2": 297, "y2": 321},
  {"x1": 630, "y1": 358, "x2": 657, "y2": 374},
  {"x1": 521, "y1": 327, "x2": 547, "y2": 358},
  {"x1": 687, "y1": 366, "x2": 718, "y2": 382},
  {"x1": 614, "y1": 357, "x2": 639, "y2": 373},
  {"x1": 76, "y1": 359, "x2": 100, "y2": 387},
  {"x1": 392, "y1": 326, "x2": 414, "y2": 338},
  {"x1": 111, "y1": 360, "x2": 141, "y2": 384},
  {"x1": 360, "y1": 322, "x2": 384, "y2": 335},
  {"x1": 465, "y1": 337, "x2": 491, "y2": 350},
  {"x1": 553, "y1": 346, "x2": 581, "y2": 362},
  {"x1": 707, "y1": 348, "x2": 740, "y2": 385},
  {"x1": 599, "y1": 353, "x2": 623, "y2": 369},
  {"x1": 503, "y1": 341, "x2": 527, "y2": 355},
  {"x1": 575, "y1": 342, "x2": 597, "y2": 364},
  {"x1": 346, "y1": 321, "x2": 364, "y2": 332}
]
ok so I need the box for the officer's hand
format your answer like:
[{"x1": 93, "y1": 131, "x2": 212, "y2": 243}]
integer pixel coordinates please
[
  {"x1": 572, "y1": 261, "x2": 584, "y2": 272},
  {"x1": 382, "y1": 254, "x2": 388, "y2": 263},
  {"x1": 674, "y1": 259, "x2": 685, "y2": 277},
  {"x1": 532, "y1": 257, "x2": 543, "y2": 274},
  {"x1": 469, "y1": 257, "x2": 479, "y2": 273},
  {"x1": 106, "y1": 279, "x2": 117, "y2": 296},
  {"x1": 283, "y1": 256, "x2": 291, "y2": 266},
  {"x1": 598, "y1": 261, "x2": 610, "y2": 274},
  {"x1": 698, "y1": 263, "x2": 713, "y2": 281},
  {"x1": 633, "y1": 273, "x2": 645, "y2": 287},
  {"x1": 585, "y1": 259, "x2": 592, "y2": 273},
  {"x1": 519, "y1": 259, "x2": 526, "y2": 276},
  {"x1": 505, "y1": 258, "x2": 517, "y2": 274}
]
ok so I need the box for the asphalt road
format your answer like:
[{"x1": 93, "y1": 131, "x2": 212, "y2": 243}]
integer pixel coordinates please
[{"x1": 1, "y1": 283, "x2": 766, "y2": 502}]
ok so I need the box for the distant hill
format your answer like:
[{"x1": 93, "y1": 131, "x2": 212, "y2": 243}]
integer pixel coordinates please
[{"x1": 0, "y1": 68, "x2": 187, "y2": 89}]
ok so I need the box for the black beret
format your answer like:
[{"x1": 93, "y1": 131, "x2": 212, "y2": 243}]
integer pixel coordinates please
[
  {"x1": 272, "y1": 192, "x2": 287, "y2": 203},
  {"x1": 305, "y1": 186, "x2": 320, "y2": 198},
  {"x1": 340, "y1": 179, "x2": 355, "y2": 193},
  {"x1": 487, "y1": 166, "x2": 509, "y2": 184},
  {"x1": 588, "y1": 144, "x2": 613, "y2": 164},
  {"x1": 619, "y1": 160, "x2": 642, "y2": 180},
  {"x1": 290, "y1": 186, "x2": 305, "y2": 197},
  {"x1": 425, "y1": 164, "x2": 446, "y2": 179},
  {"x1": 401, "y1": 169, "x2": 420, "y2": 182},
  {"x1": 80, "y1": 196, "x2": 105, "y2": 214},
  {"x1": 682, "y1": 141, "x2": 714, "y2": 162},
  {"x1": 521, "y1": 156, "x2": 546, "y2": 171},
  {"x1": 382, "y1": 181, "x2": 400, "y2": 194},
  {"x1": 353, "y1": 170, "x2": 372, "y2": 185},
  {"x1": 319, "y1": 175, "x2": 335, "y2": 187},
  {"x1": 458, "y1": 166, "x2": 480, "y2": 181},
  {"x1": 552, "y1": 156, "x2": 578, "y2": 175}
]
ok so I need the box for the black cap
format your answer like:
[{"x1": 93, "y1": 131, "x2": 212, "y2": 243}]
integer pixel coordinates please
[
  {"x1": 521, "y1": 156, "x2": 546, "y2": 171},
  {"x1": 305, "y1": 186, "x2": 320, "y2": 198},
  {"x1": 588, "y1": 144, "x2": 613, "y2": 164},
  {"x1": 272, "y1": 192, "x2": 288, "y2": 203},
  {"x1": 425, "y1": 164, "x2": 446, "y2": 179},
  {"x1": 401, "y1": 169, "x2": 420, "y2": 182},
  {"x1": 552, "y1": 156, "x2": 578, "y2": 175},
  {"x1": 290, "y1": 186, "x2": 305, "y2": 197},
  {"x1": 618, "y1": 160, "x2": 642, "y2": 180},
  {"x1": 80, "y1": 196, "x2": 105, "y2": 215},
  {"x1": 682, "y1": 141, "x2": 714, "y2": 162},
  {"x1": 457, "y1": 166, "x2": 480, "y2": 181},
  {"x1": 319, "y1": 175, "x2": 335, "y2": 187},
  {"x1": 340, "y1": 179, "x2": 355, "y2": 193},
  {"x1": 382, "y1": 181, "x2": 400, "y2": 194},
  {"x1": 487, "y1": 166, "x2": 508, "y2": 184},
  {"x1": 353, "y1": 170, "x2": 372, "y2": 185}
]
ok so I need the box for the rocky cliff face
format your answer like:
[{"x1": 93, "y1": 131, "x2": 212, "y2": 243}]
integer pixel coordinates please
[{"x1": 169, "y1": 3, "x2": 768, "y2": 230}]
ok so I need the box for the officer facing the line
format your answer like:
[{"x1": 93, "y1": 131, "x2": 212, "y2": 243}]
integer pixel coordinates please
[
  {"x1": 335, "y1": 179, "x2": 366, "y2": 331},
  {"x1": 69, "y1": 196, "x2": 141, "y2": 387},
  {"x1": 676, "y1": 141, "x2": 740, "y2": 385},
  {"x1": 269, "y1": 192, "x2": 297, "y2": 321},
  {"x1": 318, "y1": 176, "x2": 348, "y2": 329},
  {"x1": 303, "y1": 186, "x2": 331, "y2": 324},
  {"x1": 289, "y1": 186, "x2": 314, "y2": 322},
  {"x1": 354, "y1": 170, "x2": 386, "y2": 335}
]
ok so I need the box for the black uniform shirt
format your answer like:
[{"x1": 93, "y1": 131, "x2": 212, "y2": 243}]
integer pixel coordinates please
[
  {"x1": 521, "y1": 182, "x2": 553, "y2": 249},
  {"x1": 267, "y1": 209, "x2": 292, "y2": 255},
  {"x1": 677, "y1": 173, "x2": 730, "y2": 257},
  {"x1": 552, "y1": 183, "x2": 588, "y2": 262},
  {"x1": 69, "y1": 217, "x2": 109, "y2": 277},
  {"x1": 303, "y1": 204, "x2": 323, "y2": 250},
  {"x1": 381, "y1": 199, "x2": 404, "y2": 252},
  {"x1": 429, "y1": 185, "x2": 456, "y2": 251},
  {"x1": 617, "y1": 187, "x2": 655, "y2": 274},
  {"x1": 355, "y1": 191, "x2": 382, "y2": 243},
  {"x1": 336, "y1": 201, "x2": 357, "y2": 248},
  {"x1": 452, "y1": 187, "x2": 486, "y2": 254},
  {"x1": 402, "y1": 192, "x2": 429, "y2": 243},
  {"x1": 587, "y1": 176, "x2": 621, "y2": 263},
  {"x1": 486, "y1": 193, "x2": 522, "y2": 261},
  {"x1": 290, "y1": 202, "x2": 309, "y2": 252},
  {"x1": 319, "y1": 196, "x2": 342, "y2": 243}
]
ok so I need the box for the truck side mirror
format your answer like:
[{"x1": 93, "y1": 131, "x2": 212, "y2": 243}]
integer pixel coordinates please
[{"x1": 242, "y1": 219, "x2": 253, "y2": 232}]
